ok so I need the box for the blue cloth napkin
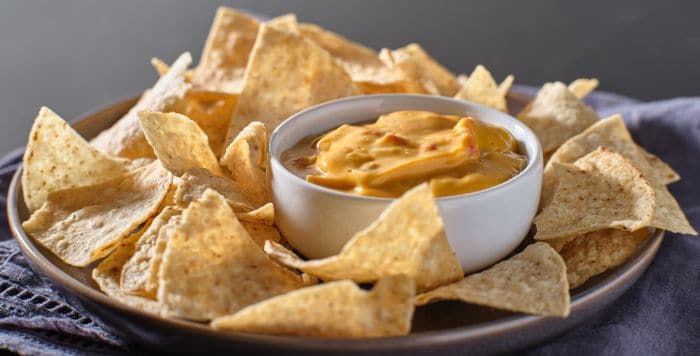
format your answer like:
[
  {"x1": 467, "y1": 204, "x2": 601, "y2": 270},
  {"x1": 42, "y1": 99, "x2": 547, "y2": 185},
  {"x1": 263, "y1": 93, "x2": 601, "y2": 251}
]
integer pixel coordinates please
[{"x1": 1, "y1": 88, "x2": 698, "y2": 355}]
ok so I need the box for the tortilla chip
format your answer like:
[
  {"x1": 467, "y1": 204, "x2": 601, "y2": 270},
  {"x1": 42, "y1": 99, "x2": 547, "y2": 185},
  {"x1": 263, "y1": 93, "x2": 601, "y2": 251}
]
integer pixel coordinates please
[
  {"x1": 568, "y1": 78, "x2": 599, "y2": 99},
  {"x1": 535, "y1": 148, "x2": 655, "y2": 240},
  {"x1": 121, "y1": 207, "x2": 181, "y2": 298},
  {"x1": 379, "y1": 43, "x2": 459, "y2": 96},
  {"x1": 169, "y1": 90, "x2": 239, "y2": 157},
  {"x1": 192, "y1": 7, "x2": 260, "y2": 94},
  {"x1": 157, "y1": 189, "x2": 302, "y2": 321},
  {"x1": 23, "y1": 162, "x2": 172, "y2": 266},
  {"x1": 237, "y1": 203, "x2": 274, "y2": 225},
  {"x1": 266, "y1": 13, "x2": 298, "y2": 32},
  {"x1": 263, "y1": 184, "x2": 463, "y2": 292},
  {"x1": 543, "y1": 115, "x2": 681, "y2": 206},
  {"x1": 138, "y1": 111, "x2": 223, "y2": 176},
  {"x1": 415, "y1": 243, "x2": 569, "y2": 317},
  {"x1": 212, "y1": 275, "x2": 415, "y2": 337},
  {"x1": 91, "y1": 52, "x2": 192, "y2": 159},
  {"x1": 241, "y1": 221, "x2": 282, "y2": 248},
  {"x1": 174, "y1": 168, "x2": 253, "y2": 212},
  {"x1": 457, "y1": 73, "x2": 469, "y2": 86},
  {"x1": 454, "y1": 65, "x2": 514, "y2": 112},
  {"x1": 225, "y1": 24, "x2": 356, "y2": 143},
  {"x1": 650, "y1": 183, "x2": 697, "y2": 235},
  {"x1": 21, "y1": 107, "x2": 130, "y2": 212},
  {"x1": 518, "y1": 82, "x2": 599, "y2": 153},
  {"x1": 151, "y1": 57, "x2": 194, "y2": 82},
  {"x1": 298, "y1": 23, "x2": 423, "y2": 95},
  {"x1": 92, "y1": 233, "x2": 166, "y2": 315},
  {"x1": 220, "y1": 122, "x2": 271, "y2": 206},
  {"x1": 558, "y1": 229, "x2": 649, "y2": 289}
]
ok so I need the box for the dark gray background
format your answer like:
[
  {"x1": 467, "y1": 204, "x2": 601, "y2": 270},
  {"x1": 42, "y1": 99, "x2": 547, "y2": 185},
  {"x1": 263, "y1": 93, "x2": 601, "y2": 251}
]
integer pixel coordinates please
[{"x1": 1, "y1": 0, "x2": 699, "y2": 155}]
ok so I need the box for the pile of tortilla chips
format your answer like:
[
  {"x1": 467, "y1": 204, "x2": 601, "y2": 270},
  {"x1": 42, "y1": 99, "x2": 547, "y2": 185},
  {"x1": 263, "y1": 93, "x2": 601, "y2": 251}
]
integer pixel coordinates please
[{"x1": 20, "y1": 6, "x2": 695, "y2": 339}]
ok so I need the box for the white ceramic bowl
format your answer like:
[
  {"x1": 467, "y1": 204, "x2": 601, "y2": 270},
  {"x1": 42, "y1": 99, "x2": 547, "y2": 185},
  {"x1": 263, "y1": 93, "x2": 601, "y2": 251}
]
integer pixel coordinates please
[{"x1": 269, "y1": 94, "x2": 543, "y2": 272}]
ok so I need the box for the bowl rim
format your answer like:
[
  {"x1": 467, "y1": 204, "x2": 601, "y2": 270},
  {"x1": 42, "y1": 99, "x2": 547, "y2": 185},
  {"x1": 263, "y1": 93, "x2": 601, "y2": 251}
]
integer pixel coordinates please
[{"x1": 269, "y1": 94, "x2": 543, "y2": 203}]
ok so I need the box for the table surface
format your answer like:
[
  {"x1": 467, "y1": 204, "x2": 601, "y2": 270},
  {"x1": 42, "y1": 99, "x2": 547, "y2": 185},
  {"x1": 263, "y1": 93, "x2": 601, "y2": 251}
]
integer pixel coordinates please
[{"x1": 1, "y1": 0, "x2": 699, "y2": 156}]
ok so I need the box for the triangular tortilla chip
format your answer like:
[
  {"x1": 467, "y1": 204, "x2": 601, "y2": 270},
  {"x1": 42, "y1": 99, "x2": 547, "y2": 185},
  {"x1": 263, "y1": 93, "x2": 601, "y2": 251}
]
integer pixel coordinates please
[
  {"x1": 415, "y1": 243, "x2": 569, "y2": 317},
  {"x1": 157, "y1": 189, "x2": 302, "y2": 321},
  {"x1": 220, "y1": 122, "x2": 271, "y2": 206},
  {"x1": 92, "y1": 232, "x2": 166, "y2": 315},
  {"x1": 535, "y1": 148, "x2": 655, "y2": 240},
  {"x1": 264, "y1": 184, "x2": 463, "y2": 292},
  {"x1": 542, "y1": 115, "x2": 680, "y2": 207},
  {"x1": 557, "y1": 228, "x2": 649, "y2": 289},
  {"x1": 518, "y1": 82, "x2": 599, "y2": 153},
  {"x1": 211, "y1": 275, "x2": 415, "y2": 337},
  {"x1": 23, "y1": 162, "x2": 172, "y2": 266},
  {"x1": 91, "y1": 52, "x2": 192, "y2": 159},
  {"x1": 191, "y1": 7, "x2": 260, "y2": 94},
  {"x1": 21, "y1": 107, "x2": 130, "y2": 212},
  {"x1": 298, "y1": 23, "x2": 424, "y2": 95},
  {"x1": 121, "y1": 207, "x2": 182, "y2": 298},
  {"x1": 138, "y1": 111, "x2": 222, "y2": 176},
  {"x1": 225, "y1": 24, "x2": 357, "y2": 143},
  {"x1": 379, "y1": 43, "x2": 459, "y2": 96},
  {"x1": 454, "y1": 65, "x2": 514, "y2": 112},
  {"x1": 568, "y1": 78, "x2": 599, "y2": 99},
  {"x1": 237, "y1": 202, "x2": 274, "y2": 225},
  {"x1": 174, "y1": 168, "x2": 253, "y2": 212}
]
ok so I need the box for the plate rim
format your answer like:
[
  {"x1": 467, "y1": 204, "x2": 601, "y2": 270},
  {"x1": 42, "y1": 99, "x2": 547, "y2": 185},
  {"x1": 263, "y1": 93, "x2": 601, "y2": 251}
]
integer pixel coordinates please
[{"x1": 5, "y1": 95, "x2": 664, "y2": 351}]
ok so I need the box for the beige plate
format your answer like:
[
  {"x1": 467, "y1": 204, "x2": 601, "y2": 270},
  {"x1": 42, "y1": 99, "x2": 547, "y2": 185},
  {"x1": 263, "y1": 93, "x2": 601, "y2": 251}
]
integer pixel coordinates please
[{"x1": 7, "y1": 93, "x2": 663, "y2": 355}]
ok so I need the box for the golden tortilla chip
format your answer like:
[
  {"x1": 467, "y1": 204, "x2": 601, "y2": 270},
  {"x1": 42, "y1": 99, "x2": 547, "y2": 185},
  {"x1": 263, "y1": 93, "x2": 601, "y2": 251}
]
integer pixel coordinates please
[
  {"x1": 237, "y1": 202, "x2": 274, "y2": 225},
  {"x1": 415, "y1": 243, "x2": 569, "y2": 317},
  {"x1": 535, "y1": 148, "x2": 655, "y2": 240},
  {"x1": 157, "y1": 189, "x2": 302, "y2": 321},
  {"x1": 174, "y1": 168, "x2": 254, "y2": 212},
  {"x1": 211, "y1": 275, "x2": 415, "y2": 337},
  {"x1": 139, "y1": 111, "x2": 223, "y2": 176},
  {"x1": 241, "y1": 221, "x2": 282, "y2": 248},
  {"x1": 266, "y1": 13, "x2": 298, "y2": 32},
  {"x1": 542, "y1": 115, "x2": 680, "y2": 207},
  {"x1": 225, "y1": 24, "x2": 357, "y2": 143},
  {"x1": 649, "y1": 183, "x2": 697, "y2": 235},
  {"x1": 518, "y1": 82, "x2": 599, "y2": 153},
  {"x1": 121, "y1": 207, "x2": 181, "y2": 298},
  {"x1": 21, "y1": 107, "x2": 130, "y2": 212},
  {"x1": 192, "y1": 7, "x2": 260, "y2": 94},
  {"x1": 23, "y1": 162, "x2": 172, "y2": 266},
  {"x1": 92, "y1": 233, "x2": 166, "y2": 315},
  {"x1": 454, "y1": 65, "x2": 514, "y2": 112},
  {"x1": 220, "y1": 122, "x2": 271, "y2": 207},
  {"x1": 558, "y1": 229, "x2": 649, "y2": 289},
  {"x1": 568, "y1": 78, "x2": 599, "y2": 99},
  {"x1": 456, "y1": 73, "x2": 469, "y2": 86},
  {"x1": 263, "y1": 184, "x2": 463, "y2": 292},
  {"x1": 379, "y1": 43, "x2": 459, "y2": 96},
  {"x1": 91, "y1": 52, "x2": 192, "y2": 159},
  {"x1": 298, "y1": 23, "x2": 423, "y2": 95}
]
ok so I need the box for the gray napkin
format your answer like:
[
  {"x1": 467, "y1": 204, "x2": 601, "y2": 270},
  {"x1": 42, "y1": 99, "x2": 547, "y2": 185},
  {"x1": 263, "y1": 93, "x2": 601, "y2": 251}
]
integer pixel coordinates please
[{"x1": 1, "y1": 87, "x2": 697, "y2": 355}]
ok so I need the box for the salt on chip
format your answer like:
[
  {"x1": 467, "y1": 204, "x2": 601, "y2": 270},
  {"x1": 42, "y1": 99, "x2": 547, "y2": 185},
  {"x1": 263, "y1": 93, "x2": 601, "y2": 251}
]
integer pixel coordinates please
[
  {"x1": 220, "y1": 122, "x2": 271, "y2": 207},
  {"x1": 379, "y1": 43, "x2": 460, "y2": 96},
  {"x1": 157, "y1": 189, "x2": 302, "y2": 321},
  {"x1": 23, "y1": 162, "x2": 172, "y2": 266},
  {"x1": 91, "y1": 52, "x2": 192, "y2": 159},
  {"x1": 298, "y1": 23, "x2": 424, "y2": 95},
  {"x1": 518, "y1": 81, "x2": 599, "y2": 154},
  {"x1": 121, "y1": 207, "x2": 181, "y2": 298},
  {"x1": 211, "y1": 275, "x2": 415, "y2": 338},
  {"x1": 92, "y1": 233, "x2": 166, "y2": 315},
  {"x1": 263, "y1": 184, "x2": 463, "y2": 292},
  {"x1": 535, "y1": 148, "x2": 655, "y2": 240},
  {"x1": 174, "y1": 168, "x2": 253, "y2": 212},
  {"x1": 543, "y1": 115, "x2": 680, "y2": 207},
  {"x1": 415, "y1": 243, "x2": 569, "y2": 317},
  {"x1": 139, "y1": 111, "x2": 223, "y2": 176},
  {"x1": 557, "y1": 229, "x2": 649, "y2": 289},
  {"x1": 568, "y1": 78, "x2": 599, "y2": 99},
  {"x1": 225, "y1": 24, "x2": 357, "y2": 144},
  {"x1": 21, "y1": 107, "x2": 130, "y2": 212},
  {"x1": 192, "y1": 7, "x2": 260, "y2": 94},
  {"x1": 454, "y1": 65, "x2": 514, "y2": 112}
]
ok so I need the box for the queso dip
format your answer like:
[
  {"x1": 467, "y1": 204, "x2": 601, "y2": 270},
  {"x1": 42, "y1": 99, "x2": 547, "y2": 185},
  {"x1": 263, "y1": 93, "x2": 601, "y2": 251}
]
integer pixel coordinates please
[{"x1": 281, "y1": 110, "x2": 526, "y2": 198}]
